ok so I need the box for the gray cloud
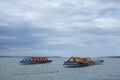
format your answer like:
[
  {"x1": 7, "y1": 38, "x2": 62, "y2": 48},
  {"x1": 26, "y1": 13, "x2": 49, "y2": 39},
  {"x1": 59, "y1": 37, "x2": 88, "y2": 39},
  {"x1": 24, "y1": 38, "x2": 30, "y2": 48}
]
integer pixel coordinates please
[{"x1": 0, "y1": 0, "x2": 120, "y2": 57}]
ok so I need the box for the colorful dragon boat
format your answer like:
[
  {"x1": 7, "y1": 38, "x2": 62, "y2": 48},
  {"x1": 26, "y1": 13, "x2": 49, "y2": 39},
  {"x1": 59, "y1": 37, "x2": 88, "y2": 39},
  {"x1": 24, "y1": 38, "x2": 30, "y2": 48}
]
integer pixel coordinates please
[
  {"x1": 20, "y1": 56, "x2": 52, "y2": 64},
  {"x1": 63, "y1": 57, "x2": 104, "y2": 67}
]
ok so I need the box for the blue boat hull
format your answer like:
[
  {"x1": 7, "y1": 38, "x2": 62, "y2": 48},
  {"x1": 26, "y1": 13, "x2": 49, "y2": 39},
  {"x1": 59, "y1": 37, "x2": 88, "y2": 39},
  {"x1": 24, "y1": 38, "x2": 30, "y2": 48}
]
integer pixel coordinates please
[{"x1": 63, "y1": 62, "x2": 88, "y2": 67}]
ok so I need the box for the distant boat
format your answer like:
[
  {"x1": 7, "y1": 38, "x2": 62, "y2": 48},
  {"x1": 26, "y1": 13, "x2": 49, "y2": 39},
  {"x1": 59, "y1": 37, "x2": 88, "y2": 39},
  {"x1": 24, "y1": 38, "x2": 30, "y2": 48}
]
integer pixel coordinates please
[
  {"x1": 20, "y1": 56, "x2": 52, "y2": 65},
  {"x1": 94, "y1": 59, "x2": 104, "y2": 65},
  {"x1": 63, "y1": 57, "x2": 104, "y2": 67}
]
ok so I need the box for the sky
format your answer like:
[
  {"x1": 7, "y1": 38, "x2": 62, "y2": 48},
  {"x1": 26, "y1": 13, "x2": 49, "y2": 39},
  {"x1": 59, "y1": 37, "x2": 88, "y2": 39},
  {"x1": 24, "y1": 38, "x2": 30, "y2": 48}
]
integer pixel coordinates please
[{"x1": 0, "y1": 0, "x2": 120, "y2": 57}]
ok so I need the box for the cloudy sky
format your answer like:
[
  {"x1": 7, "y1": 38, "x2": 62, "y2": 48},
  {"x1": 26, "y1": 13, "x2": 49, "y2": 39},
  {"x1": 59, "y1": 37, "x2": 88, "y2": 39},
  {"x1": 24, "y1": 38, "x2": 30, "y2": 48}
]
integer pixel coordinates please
[{"x1": 0, "y1": 0, "x2": 120, "y2": 57}]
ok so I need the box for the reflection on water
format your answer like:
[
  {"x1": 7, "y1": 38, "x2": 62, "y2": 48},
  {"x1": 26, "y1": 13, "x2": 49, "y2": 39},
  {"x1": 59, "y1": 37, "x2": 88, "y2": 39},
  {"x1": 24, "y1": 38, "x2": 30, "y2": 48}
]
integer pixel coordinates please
[{"x1": 0, "y1": 58, "x2": 120, "y2": 80}]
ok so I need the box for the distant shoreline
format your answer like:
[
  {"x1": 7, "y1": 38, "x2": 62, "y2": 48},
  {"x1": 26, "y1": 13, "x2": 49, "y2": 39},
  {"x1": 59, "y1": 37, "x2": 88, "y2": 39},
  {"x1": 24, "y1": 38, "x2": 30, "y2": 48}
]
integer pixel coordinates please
[
  {"x1": 0, "y1": 56, "x2": 120, "y2": 58},
  {"x1": 0, "y1": 56, "x2": 62, "y2": 58},
  {"x1": 103, "y1": 56, "x2": 120, "y2": 58}
]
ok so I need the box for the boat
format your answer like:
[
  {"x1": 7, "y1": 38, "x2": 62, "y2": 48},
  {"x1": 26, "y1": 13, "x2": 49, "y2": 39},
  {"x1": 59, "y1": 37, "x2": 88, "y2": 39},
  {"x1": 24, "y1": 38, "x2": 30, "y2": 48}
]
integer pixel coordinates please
[
  {"x1": 20, "y1": 56, "x2": 52, "y2": 65},
  {"x1": 63, "y1": 57, "x2": 94, "y2": 67},
  {"x1": 63, "y1": 57, "x2": 104, "y2": 67},
  {"x1": 94, "y1": 59, "x2": 104, "y2": 65}
]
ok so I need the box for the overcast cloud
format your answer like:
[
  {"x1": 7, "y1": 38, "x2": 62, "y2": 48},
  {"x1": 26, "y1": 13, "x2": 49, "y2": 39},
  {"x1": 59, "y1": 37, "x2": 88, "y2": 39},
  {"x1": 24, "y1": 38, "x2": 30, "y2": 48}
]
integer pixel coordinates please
[{"x1": 0, "y1": 0, "x2": 120, "y2": 57}]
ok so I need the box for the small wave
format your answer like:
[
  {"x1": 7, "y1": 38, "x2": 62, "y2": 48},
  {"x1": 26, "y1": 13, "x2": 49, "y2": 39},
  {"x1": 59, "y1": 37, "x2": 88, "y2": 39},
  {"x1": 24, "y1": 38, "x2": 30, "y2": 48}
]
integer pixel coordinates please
[{"x1": 13, "y1": 70, "x2": 60, "y2": 76}]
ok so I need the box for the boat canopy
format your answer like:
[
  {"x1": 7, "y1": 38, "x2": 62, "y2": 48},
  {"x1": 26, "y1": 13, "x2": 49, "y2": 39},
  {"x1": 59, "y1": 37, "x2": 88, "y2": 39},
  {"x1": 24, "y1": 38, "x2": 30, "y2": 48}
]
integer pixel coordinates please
[{"x1": 67, "y1": 57, "x2": 89, "y2": 64}]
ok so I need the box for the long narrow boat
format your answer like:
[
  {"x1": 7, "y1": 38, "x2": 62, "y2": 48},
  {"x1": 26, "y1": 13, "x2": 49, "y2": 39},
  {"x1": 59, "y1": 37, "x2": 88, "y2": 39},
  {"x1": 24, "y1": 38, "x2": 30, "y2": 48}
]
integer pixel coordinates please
[
  {"x1": 63, "y1": 57, "x2": 104, "y2": 67},
  {"x1": 20, "y1": 56, "x2": 52, "y2": 65}
]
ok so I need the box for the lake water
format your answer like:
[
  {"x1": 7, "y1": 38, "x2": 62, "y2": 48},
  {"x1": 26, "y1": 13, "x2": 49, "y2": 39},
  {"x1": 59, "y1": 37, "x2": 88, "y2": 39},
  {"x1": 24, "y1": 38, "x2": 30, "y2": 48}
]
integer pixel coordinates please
[{"x1": 0, "y1": 58, "x2": 120, "y2": 80}]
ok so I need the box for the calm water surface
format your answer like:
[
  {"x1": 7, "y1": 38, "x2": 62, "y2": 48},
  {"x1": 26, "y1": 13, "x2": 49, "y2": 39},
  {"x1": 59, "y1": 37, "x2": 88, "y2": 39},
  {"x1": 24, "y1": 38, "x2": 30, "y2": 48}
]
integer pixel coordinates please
[{"x1": 0, "y1": 58, "x2": 120, "y2": 80}]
